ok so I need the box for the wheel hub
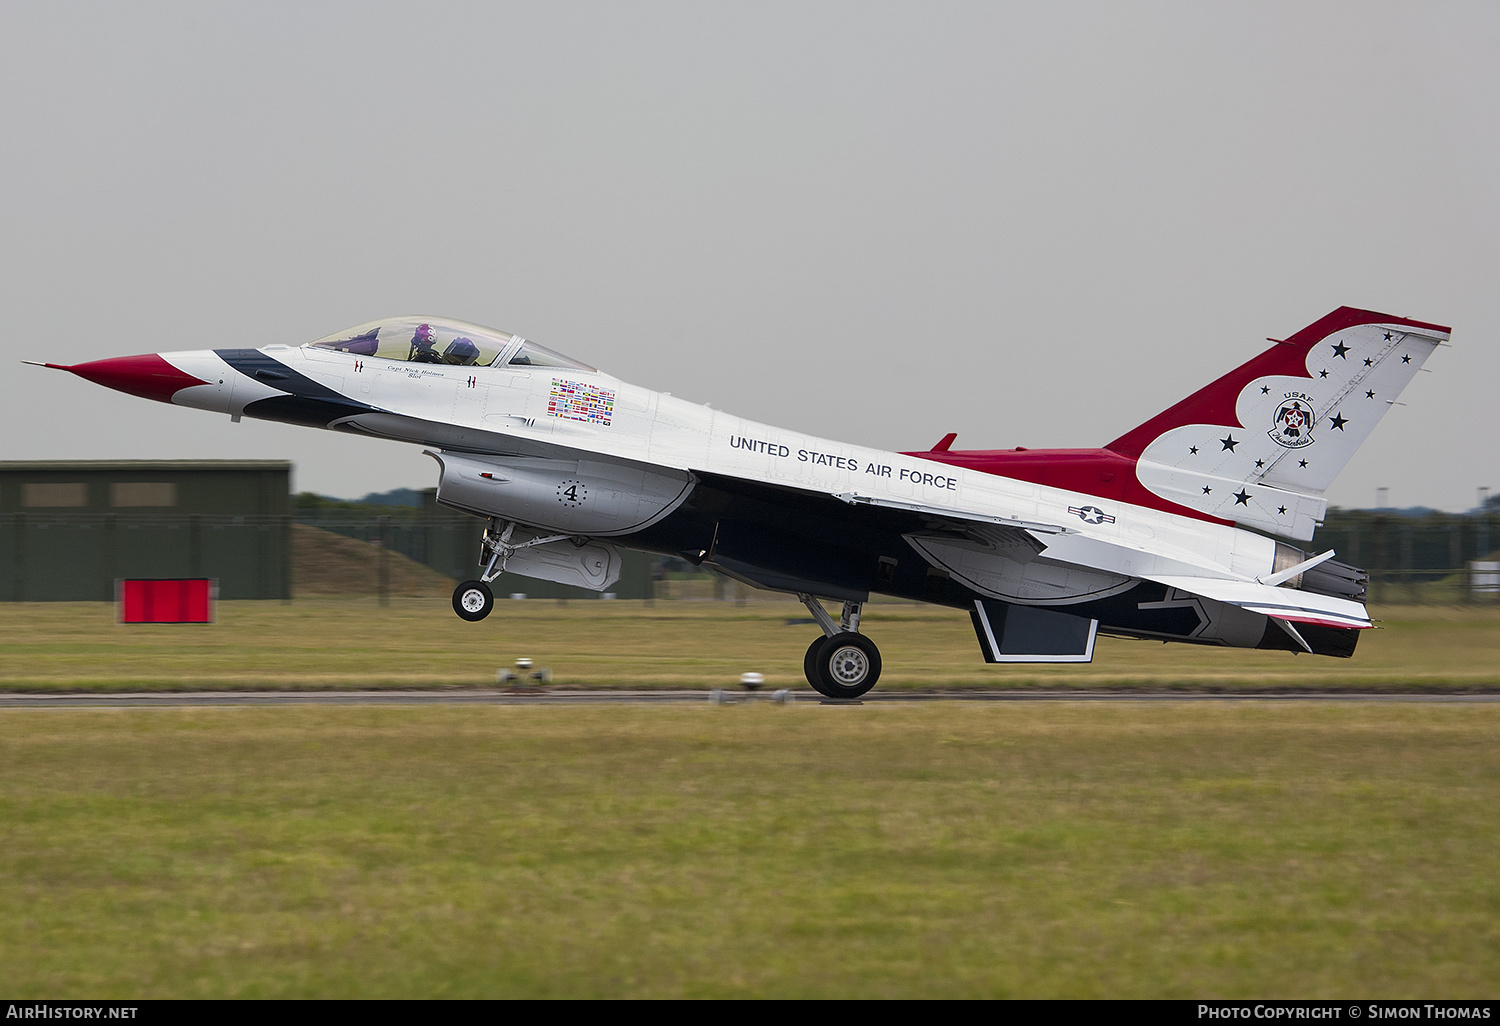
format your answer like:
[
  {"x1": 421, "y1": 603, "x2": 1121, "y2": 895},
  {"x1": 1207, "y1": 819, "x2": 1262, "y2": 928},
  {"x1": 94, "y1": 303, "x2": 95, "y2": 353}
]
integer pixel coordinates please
[
  {"x1": 828, "y1": 645, "x2": 869, "y2": 684},
  {"x1": 461, "y1": 590, "x2": 487, "y2": 612}
]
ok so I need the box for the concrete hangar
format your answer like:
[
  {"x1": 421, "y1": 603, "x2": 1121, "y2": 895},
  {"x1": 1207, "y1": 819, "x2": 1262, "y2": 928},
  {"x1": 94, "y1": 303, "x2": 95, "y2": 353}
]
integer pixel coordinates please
[{"x1": 0, "y1": 461, "x2": 292, "y2": 601}]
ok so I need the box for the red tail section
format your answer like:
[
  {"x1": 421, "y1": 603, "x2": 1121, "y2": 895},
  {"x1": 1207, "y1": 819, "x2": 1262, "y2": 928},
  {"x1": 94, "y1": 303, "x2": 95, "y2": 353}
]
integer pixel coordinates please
[
  {"x1": 1104, "y1": 307, "x2": 1449, "y2": 458},
  {"x1": 909, "y1": 307, "x2": 1451, "y2": 541}
]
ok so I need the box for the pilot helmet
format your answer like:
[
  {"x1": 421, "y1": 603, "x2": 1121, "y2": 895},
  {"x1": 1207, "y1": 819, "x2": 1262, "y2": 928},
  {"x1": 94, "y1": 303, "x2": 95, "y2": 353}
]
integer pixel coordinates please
[{"x1": 444, "y1": 337, "x2": 479, "y2": 364}]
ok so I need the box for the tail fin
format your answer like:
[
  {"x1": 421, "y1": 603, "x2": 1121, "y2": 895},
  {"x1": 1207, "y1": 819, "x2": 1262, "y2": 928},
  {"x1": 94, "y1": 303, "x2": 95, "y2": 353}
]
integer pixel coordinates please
[{"x1": 1106, "y1": 307, "x2": 1450, "y2": 541}]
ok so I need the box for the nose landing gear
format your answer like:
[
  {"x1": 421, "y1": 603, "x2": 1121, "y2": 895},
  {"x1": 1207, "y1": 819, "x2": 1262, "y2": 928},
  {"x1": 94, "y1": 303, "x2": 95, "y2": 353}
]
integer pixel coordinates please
[
  {"x1": 453, "y1": 579, "x2": 494, "y2": 621},
  {"x1": 452, "y1": 518, "x2": 572, "y2": 622},
  {"x1": 797, "y1": 594, "x2": 881, "y2": 699}
]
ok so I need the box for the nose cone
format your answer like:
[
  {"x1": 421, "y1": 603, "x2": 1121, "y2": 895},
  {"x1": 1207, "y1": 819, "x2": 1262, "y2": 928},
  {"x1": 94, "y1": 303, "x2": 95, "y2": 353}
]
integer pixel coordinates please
[{"x1": 51, "y1": 353, "x2": 209, "y2": 403}]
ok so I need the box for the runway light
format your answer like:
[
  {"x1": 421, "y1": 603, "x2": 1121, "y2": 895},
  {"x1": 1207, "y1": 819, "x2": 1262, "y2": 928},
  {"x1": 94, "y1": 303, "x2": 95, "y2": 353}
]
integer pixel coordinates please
[
  {"x1": 739, "y1": 672, "x2": 765, "y2": 690},
  {"x1": 516, "y1": 658, "x2": 534, "y2": 670}
]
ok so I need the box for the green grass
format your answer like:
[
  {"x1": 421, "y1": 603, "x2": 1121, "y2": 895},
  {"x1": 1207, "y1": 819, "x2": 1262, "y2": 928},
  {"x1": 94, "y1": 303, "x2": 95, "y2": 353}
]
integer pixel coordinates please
[
  {"x1": 1, "y1": 599, "x2": 1498, "y2": 691},
  {"x1": 0, "y1": 703, "x2": 1496, "y2": 997}
]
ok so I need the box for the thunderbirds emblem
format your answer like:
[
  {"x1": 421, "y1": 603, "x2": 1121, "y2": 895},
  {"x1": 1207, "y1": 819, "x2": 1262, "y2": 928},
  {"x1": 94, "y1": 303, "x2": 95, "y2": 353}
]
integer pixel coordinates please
[
  {"x1": 1269, "y1": 393, "x2": 1316, "y2": 449},
  {"x1": 1068, "y1": 505, "x2": 1116, "y2": 525}
]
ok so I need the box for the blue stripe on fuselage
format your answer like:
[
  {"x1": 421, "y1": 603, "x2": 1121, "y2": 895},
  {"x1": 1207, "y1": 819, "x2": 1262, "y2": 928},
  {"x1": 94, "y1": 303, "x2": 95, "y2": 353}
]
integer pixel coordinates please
[{"x1": 216, "y1": 348, "x2": 385, "y2": 427}]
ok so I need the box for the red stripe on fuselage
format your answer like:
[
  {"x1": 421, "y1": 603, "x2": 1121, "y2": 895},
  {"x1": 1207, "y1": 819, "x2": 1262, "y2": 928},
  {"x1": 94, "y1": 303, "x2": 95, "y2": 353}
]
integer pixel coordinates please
[{"x1": 58, "y1": 354, "x2": 208, "y2": 404}]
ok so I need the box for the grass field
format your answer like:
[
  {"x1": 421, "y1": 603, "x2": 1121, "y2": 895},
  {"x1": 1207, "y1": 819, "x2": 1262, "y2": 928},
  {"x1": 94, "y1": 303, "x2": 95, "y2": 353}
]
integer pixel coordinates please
[
  {"x1": 1, "y1": 702, "x2": 1496, "y2": 998},
  {"x1": 1, "y1": 598, "x2": 1497, "y2": 691}
]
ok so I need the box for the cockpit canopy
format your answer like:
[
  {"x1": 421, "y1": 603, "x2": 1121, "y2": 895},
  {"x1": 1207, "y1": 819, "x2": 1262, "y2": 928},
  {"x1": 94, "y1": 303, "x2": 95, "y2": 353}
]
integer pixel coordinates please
[{"x1": 305, "y1": 317, "x2": 596, "y2": 372}]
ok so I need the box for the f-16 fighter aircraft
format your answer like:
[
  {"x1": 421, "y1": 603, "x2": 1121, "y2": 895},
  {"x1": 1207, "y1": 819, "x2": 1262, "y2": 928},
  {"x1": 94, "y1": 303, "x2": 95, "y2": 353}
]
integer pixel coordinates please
[{"x1": 33, "y1": 307, "x2": 1449, "y2": 697}]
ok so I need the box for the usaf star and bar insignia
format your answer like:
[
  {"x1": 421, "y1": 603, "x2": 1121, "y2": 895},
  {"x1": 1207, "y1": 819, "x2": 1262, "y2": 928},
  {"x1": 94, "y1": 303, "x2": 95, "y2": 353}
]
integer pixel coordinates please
[{"x1": 1068, "y1": 505, "x2": 1116, "y2": 525}]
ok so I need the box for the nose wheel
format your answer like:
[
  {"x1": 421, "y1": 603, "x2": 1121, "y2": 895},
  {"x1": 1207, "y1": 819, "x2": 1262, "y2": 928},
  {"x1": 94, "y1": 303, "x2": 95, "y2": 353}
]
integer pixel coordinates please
[
  {"x1": 454, "y1": 519, "x2": 573, "y2": 623},
  {"x1": 453, "y1": 579, "x2": 494, "y2": 621}
]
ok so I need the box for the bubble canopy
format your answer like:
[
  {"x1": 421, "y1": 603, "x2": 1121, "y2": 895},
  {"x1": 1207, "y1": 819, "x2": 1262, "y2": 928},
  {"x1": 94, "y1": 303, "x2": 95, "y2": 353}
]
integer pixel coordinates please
[{"x1": 304, "y1": 317, "x2": 596, "y2": 372}]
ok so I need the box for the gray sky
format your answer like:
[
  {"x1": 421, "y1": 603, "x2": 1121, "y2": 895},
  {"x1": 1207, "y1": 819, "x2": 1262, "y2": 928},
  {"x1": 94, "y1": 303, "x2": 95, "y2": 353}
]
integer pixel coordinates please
[{"x1": 2, "y1": 1, "x2": 1495, "y2": 509}]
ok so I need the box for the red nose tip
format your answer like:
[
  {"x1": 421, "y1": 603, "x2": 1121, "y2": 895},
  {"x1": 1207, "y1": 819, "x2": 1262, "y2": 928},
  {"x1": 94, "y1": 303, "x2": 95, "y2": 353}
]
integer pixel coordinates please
[{"x1": 52, "y1": 354, "x2": 208, "y2": 404}]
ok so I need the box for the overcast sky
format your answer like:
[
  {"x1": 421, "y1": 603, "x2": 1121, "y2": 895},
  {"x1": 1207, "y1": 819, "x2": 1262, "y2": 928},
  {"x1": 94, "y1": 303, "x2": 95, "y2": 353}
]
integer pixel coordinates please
[{"x1": 2, "y1": 1, "x2": 1495, "y2": 509}]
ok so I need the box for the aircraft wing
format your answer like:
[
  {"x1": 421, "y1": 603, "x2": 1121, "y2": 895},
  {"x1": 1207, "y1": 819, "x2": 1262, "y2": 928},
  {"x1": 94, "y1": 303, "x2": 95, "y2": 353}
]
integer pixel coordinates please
[{"x1": 832, "y1": 487, "x2": 1370, "y2": 630}]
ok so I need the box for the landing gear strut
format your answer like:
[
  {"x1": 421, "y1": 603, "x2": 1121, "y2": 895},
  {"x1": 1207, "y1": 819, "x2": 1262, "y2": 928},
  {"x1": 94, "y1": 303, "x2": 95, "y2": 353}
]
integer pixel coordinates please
[
  {"x1": 452, "y1": 519, "x2": 571, "y2": 622},
  {"x1": 476, "y1": 519, "x2": 569, "y2": 584},
  {"x1": 797, "y1": 593, "x2": 881, "y2": 699}
]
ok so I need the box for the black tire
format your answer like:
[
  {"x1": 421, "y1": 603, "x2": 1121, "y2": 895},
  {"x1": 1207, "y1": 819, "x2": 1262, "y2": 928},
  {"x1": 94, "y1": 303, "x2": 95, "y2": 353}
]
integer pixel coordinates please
[
  {"x1": 453, "y1": 580, "x2": 494, "y2": 621},
  {"x1": 804, "y1": 636, "x2": 828, "y2": 690},
  {"x1": 805, "y1": 632, "x2": 881, "y2": 699}
]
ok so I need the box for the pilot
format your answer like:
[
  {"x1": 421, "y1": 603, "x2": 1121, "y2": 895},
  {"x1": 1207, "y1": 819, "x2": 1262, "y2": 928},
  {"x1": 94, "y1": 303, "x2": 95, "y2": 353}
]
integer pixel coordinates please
[
  {"x1": 442, "y1": 337, "x2": 480, "y2": 366},
  {"x1": 408, "y1": 323, "x2": 443, "y2": 363}
]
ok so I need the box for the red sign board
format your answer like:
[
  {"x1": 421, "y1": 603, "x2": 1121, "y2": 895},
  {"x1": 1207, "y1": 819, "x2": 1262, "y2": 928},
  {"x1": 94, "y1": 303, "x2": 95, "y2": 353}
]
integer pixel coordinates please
[{"x1": 118, "y1": 579, "x2": 216, "y2": 624}]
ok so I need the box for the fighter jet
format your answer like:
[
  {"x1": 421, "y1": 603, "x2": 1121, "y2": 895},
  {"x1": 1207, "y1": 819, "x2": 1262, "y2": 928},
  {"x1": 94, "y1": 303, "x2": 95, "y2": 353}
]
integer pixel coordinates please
[{"x1": 33, "y1": 307, "x2": 1449, "y2": 697}]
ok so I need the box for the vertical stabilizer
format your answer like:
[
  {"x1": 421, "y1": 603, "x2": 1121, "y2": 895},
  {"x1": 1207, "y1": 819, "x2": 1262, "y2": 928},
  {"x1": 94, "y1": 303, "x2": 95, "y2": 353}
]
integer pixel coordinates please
[{"x1": 1105, "y1": 308, "x2": 1450, "y2": 541}]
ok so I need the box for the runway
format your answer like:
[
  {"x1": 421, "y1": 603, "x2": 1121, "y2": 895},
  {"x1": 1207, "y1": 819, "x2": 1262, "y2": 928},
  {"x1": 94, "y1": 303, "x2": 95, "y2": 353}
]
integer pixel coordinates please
[{"x1": 2, "y1": 688, "x2": 1498, "y2": 708}]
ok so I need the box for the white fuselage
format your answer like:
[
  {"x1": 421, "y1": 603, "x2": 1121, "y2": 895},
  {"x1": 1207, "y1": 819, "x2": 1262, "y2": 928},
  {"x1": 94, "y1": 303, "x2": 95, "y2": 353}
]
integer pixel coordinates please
[{"x1": 163, "y1": 343, "x2": 1284, "y2": 595}]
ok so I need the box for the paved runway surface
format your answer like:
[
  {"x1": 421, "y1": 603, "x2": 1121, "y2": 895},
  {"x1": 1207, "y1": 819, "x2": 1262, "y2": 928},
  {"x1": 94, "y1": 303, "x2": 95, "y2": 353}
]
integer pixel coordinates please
[{"x1": 2, "y1": 689, "x2": 1498, "y2": 708}]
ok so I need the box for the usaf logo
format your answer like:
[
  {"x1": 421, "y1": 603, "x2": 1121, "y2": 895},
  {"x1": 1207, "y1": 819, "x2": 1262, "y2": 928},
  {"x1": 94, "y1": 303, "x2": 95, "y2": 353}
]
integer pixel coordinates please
[
  {"x1": 1269, "y1": 392, "x2": 1317, "y2": 449},
  {"x1": 1068, "y1": 505, "x2": 1116, "y2": 525}
]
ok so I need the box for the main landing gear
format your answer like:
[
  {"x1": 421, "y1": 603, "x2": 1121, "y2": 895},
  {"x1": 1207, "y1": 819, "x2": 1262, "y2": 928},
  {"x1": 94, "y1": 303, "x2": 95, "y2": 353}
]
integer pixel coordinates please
[
  {"x1": 797, "y1": 593, "x2": 881, "y2": 699},
  {"x1": 452, "y1": 518, "x2": 570, "y2": 622}
]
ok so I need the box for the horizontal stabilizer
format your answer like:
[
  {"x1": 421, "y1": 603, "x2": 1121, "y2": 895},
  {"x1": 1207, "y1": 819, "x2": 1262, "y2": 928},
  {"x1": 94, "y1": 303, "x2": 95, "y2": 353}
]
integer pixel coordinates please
[{"x1": 1147, "y1": 575, "x2": 1371, "y2": 630}]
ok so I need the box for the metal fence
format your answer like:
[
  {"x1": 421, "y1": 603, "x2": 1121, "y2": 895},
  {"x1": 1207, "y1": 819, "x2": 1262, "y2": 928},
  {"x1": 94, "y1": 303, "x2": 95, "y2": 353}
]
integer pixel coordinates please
[
  {"x1": 4, "y1": 507, "x2": 1496, "y2": 604},
  {"x1": 294, "y1": 511, "x2": 657, "y2": 600},
  {"x1": 295, "y1": 510, "x2": 484, "y2": 584},
  {"x1": 1308, "y1": 512, "x2": 1499, "y2": 604}
]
